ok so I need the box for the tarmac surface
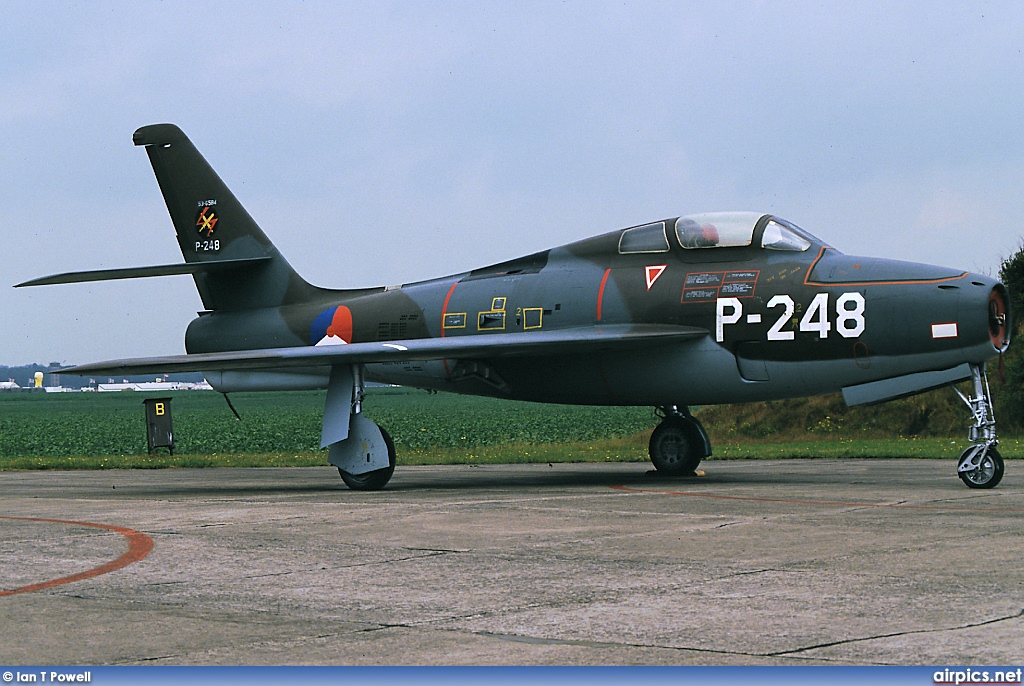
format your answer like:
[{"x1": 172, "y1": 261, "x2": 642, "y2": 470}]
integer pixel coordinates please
[{"x1": 0, "y1": 459, "x2": 1022, "y2": 666}]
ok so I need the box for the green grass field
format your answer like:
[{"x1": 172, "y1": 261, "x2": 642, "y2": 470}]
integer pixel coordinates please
[
  {"x1": 0, "y1": 387, "x2": 1018, "y2": 470},
  {"x1": 0, "y1": 388, "x2": 658, "y2": 469}
]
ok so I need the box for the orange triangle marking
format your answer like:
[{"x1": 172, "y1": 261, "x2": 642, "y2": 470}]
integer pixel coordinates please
[{"x1": 645, "y1": 265, "x2": 667, "y2": 290}]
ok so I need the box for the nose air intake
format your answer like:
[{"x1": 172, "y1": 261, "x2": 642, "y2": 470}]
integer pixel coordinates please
[{"x1": 988, "y1": 285, "x2": 1011, "y2": 352}]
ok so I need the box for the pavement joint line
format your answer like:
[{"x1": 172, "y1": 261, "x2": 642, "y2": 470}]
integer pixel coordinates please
[
  {"x1": 766, "y1": 608, "x2": 1024, "y2": 657},
  {"x1": 432, "y1": 600, "x2": 1024, "y2": 662},
  {"x1": 241, "y1": 570, "x2": 296, "y2": 579},
  {"x1": 328, "y1": 550, "x2": 456, "y2": 570},
  {"x1": 471, "y1": 629, "x2": 817, "y2": 662},
  {"x1": 609, "y1": 485, "x2": 1024, "y2": 513},
  {"x1": 141, "y1": 581, "x2": 188, "y2": 587},
  {"x1": 471, "y1": 618, "x2": 1005, "y2": 666},
  {"x1": 719, "y1": 567, "x2": 786, "y2": 579},
  {"x1": 234, "y1": 549, "x2": 459, "y2": 577},
  {"x1": 123, "y1": 625, "x2": 417, "y2": 664},
  {"x1": 358, "y1": 623, "x2": 413, "y2": 634}
]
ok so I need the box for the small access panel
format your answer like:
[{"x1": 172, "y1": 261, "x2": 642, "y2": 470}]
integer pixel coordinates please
[{"x1": 143, "y1": 397, "x2": 174, "y2": 455}]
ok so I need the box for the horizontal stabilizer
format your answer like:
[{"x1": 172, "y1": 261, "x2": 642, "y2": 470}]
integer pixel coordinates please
[
  {"x1": 15, "y1": 257, "x2": 272, "y2": 287},
  {"x1": 842, "y1": 363, "x2": 972, "y2": 406},
  {"x1": 58, "y1": 324, "x2": 708, "y2": 376}
]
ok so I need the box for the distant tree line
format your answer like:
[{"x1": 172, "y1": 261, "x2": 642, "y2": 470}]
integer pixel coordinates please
[{"x1": 996, "y1": 242, "x2": 1024, "y2": 429}]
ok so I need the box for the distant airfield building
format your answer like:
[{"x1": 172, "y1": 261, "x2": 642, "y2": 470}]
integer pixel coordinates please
[
  {"x1": 1, "y1": 376, "x2": 212, "y2": 392},
  {"x1": 97, "y1": 380, "x2": 212, "y2": 392}
]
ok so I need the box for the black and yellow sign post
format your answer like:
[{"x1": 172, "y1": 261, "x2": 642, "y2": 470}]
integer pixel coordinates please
[{"x1": 143, "y1": 397, "x2": 174, "y2": 455}]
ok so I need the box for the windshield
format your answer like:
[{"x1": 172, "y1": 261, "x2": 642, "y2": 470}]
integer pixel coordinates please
[
  {"x1": 761, "y1": 220, "x2": 811, "y2": 251},
  {"x1": 675, "y1": 212, "x2": 763, "y2": 249},
  {"x1": 618, "y1": 222, "x2": 670, "y2": 254},
  {"x1": 761, "y1": 216, "x2": 818, "y2": 251}
]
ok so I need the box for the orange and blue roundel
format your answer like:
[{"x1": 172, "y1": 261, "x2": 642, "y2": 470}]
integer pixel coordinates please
[{"x1": 310, "y1": 305, "x2": 353, "y2": 346}]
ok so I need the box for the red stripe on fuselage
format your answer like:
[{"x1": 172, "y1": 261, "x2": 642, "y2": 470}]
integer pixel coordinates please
[
  {"x1": 440, "y1": 280, "x2": 459, "y2": 377},
  {"x1": 440, "y1": 281, "x2": 458, "y2": 338},
  {"x1": 596, "y1": 268, "x2": 611, "y2": 321}
]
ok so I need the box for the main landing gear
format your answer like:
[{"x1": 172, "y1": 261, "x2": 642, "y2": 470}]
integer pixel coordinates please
[
  {"x1": 335, "y1": 415, "x2": 397, "y2": 491},
  {"x1": 953, "y1": 363, "x2": 1004, "y2": 489},
  {"x1": 648, "y1": 406, "x2": 711, "y2": 476},
  {"x1": 325, "y1": 365, "x2": 396, "y2": 491}
]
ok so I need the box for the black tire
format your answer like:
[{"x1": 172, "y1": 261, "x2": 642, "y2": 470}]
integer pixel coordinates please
[
  {"x1": 958, "y1": 446, "x2": 1004, "y2": 489},
  {"x1": 339, "y1": 426, "x2": 397, "y2": 491},
  {"x1": 649, "y1": 416, "x2": 704, "y2": 475}
]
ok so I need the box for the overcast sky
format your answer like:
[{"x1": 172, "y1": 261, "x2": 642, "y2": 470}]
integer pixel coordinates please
[{"x1": 3, "y1": 2, "x2": 1024, "y2": 366}]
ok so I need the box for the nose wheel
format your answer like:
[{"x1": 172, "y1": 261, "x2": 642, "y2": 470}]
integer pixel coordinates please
[
  {"x1": 953, "y1": 364, "x2": 1004, "y2": 489},
  {"x1": 649, "y1": 406, "x2": 710, "y2": 476},
  {"x1": 957, "y1": 444, "x2": 1004, "y2": 489}
]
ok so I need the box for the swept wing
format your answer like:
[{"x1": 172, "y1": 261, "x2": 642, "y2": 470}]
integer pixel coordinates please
[{"x1": 60, "y1": 324, "x2": 708, "y2": 376}]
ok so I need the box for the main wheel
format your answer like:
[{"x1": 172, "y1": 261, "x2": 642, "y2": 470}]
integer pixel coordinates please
[
  {"x1": 339, "y1": 426, "x2": 397, "y2": 491},
  {"x1": 649, "y1": 416, "x2": 704, "y2": 475},
  {"x1": 958, "y1": 446, "x2": 1004, "y2": 489}
]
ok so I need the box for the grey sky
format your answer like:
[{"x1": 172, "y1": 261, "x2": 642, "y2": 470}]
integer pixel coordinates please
[{"x1": 3, "y1": 2, "x2": 1024, "y2": 365}]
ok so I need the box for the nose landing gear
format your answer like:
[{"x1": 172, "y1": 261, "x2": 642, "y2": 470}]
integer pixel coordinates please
[
  {"x1": 953, "y1": 363, "x2": 1004, "y2": 489},
  {"x1": 649, "y1": 406, "x2": 711, "y2": 476}
]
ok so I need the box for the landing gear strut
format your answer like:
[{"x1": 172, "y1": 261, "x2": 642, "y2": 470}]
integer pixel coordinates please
[
  {"x1": 953, "y1": 363, "x2": 1004, "y2": 489},
  {"x1": 648, "y1": 406, "x2": 711, "y2": 476}
]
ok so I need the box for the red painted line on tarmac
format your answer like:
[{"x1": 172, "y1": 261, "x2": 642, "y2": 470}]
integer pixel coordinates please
[
  {"x1": 596, "y1": 268, "x2": 611, "y2": 321},
  {"x1": 609, "y1": 485, "x2": 1024, "y2": 514},
  {"x1": 0, "y1": 516, "x2": 154, "y2": 596}
]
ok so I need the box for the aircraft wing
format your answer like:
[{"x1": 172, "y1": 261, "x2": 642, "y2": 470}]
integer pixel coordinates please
[{"x1": 60, "y1": 324, "x2": 707, "y2": 376}]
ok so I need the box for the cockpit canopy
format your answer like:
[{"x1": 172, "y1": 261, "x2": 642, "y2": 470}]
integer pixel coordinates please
[
  {"x1": 617, "y1": 212, "x2": 816, "y2": 255},
  {"x1": 675, "y1": 212, "x2": 761, "y2": 249}
]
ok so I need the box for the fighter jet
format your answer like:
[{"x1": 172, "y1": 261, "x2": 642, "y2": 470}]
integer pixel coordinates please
[{"x1": 18, "y1": 124, "x2": 1012, "y2": 490}]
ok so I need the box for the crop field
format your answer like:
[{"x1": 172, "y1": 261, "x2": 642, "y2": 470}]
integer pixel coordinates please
[
  {"x1": 0, "y1": 388, "x2": 660, "y2": 468},
  {"x1": 1, "y1": 387, "x2": 1019, "y2": 470}
]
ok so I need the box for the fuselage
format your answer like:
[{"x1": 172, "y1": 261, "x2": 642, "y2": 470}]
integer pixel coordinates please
[{"x1": 188, "y1": 212, "x2": 1009, "y2": 406}]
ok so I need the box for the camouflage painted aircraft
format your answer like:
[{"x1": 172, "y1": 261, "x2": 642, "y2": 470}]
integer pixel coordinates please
[{"x1": 18, "y1": 124, "x2": 1012, "y2": 490}]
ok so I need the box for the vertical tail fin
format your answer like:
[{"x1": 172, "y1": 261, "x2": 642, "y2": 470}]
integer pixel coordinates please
[{"x1": 133, "y1": 124, "x2": 316, "y2": 311}]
